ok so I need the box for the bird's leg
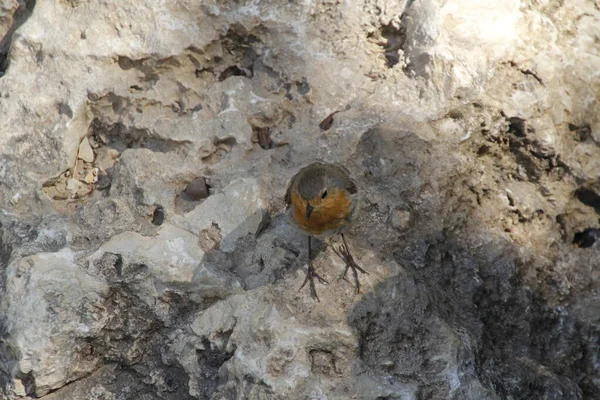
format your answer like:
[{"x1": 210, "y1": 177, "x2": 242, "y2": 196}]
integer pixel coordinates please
[
  {"x1": 299, "y1": 236, "x2": 328, "y2": 301},
  {"x1": 333, "y1": 233, "x2": 369, "y2": 293}
]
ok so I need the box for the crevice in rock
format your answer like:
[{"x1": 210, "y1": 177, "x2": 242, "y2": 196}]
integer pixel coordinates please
[
  {"x1": 0, "y1": 317, "x2": 16, "y2": 397},
  {"x1": 194, "y1": 24, "x2": 262, "y2": 85},
  {"x1": 151, "y1": 204, "x2": 165, "y2": 226},
  {"x1": 248, "y1": 110, "x2": 292, "y2": 151},
  {"x1": 102, "y1": 252, "x2": 124, "y2": 277},
  {"x1": 575, "y1": 187, "x2": 600, "y2": 215},
  {"x1": 116, "y1": 56, "x2": 159, "y2": 84},
  {"x1": 572, "y1": 228, "x2": 599, "y2": 248},
  {"x1": 90, "y1": 119, "x2": 190, "y2": 154},
  {"x1": 295, "y1": 77, "x2": 310, "y2": 95},
  {"x1": 175, "y1": 177, "x2": 212, "y2": 213},
  {"x1": 252, "y1": 126, "x2": 273, "y2": 149},
  {"x1": 368, "y1": 19, "x2": 406, "y2": 68},
  {"x1": 507, "y1": 61, "x2": 544, "y2": 85},
  {"x1": 200, "y1": 136, "x2": 237, "y2": 164},
  {"x1": 217, "y1": 26, "x2": 260, "y2": 81},
  {"x1": 0, "y1": 228, "x2": 12, "y2": 276},
  {"x1": 218, "y1": 65, "x2": 253, "y2": 81},
  {"x1": 174, "y1": 179, "x2": 211, "y2": 215},
  {"x1": 504, "y1": 117, "x2": 566, "y2": 183},
  {"x1": 15, "y1": 371, "x2": 36, "y2": 397},
  {"x1": 380, "y1": 22, "x2": 406, "y2": 68},
  {"x1": 194, "y1": 338, "x2": 236, "y2": 398},
  {"x1": 0, "y1": 0, "x2": 37, "y2": 76},
  {"x1": 57, "y1": 102, "x2": 73, "y2": 118},
  {"x1": 181, "y1": 177, "x2": 210, "y2": 202},
  {"x1": 508, "y1": 117, "x2": 528, "y2": 138},
  {"x1": 41, "y1": 367, "x2": 101, "y2": 398},
  {"x1": 43, "y1": 114, "x2": 179, "y2": 207},
  {"x1": 568, "y1": 123, "x2": 593, "y2": 143}
]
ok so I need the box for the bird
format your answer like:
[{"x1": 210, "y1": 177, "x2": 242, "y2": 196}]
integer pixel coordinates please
[{"x1": 285, "y1": 162, "x2": 368, "y2": 301}]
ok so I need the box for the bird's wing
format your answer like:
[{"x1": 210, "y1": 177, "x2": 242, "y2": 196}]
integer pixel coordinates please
[
  {"x1": 284, "y1": 175, "x2": 295, "y2": 207},
  {"x1": 328, "y1": 163, "x2": 357, "y2": 194}
]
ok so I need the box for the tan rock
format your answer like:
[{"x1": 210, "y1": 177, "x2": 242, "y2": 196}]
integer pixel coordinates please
[{"x1": 77, "y1": 137, "x2": 94, "y2": 163}]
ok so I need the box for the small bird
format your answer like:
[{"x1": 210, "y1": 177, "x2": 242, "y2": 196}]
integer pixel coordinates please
[{"x1": 285, "y1": 162, "x2": 368, "y2": 301}]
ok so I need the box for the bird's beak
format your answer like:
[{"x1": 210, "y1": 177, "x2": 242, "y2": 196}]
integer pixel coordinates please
[{"x1": 305, "y1": 203, "x2": 313, "y2": 221}]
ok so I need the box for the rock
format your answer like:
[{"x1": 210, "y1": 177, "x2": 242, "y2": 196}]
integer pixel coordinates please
[
  {"x1": 65, "y1": 177, "x2": 91, "y2": 198},
  {"x1": 2, "y1": 248, "x2": 109, "y2": 396},
  {"x1": 0, "y1": 1, "x2": 22, "y2": 53},
  {"x1": 0, "y1": 0, "x2": 600, "y2": 399},
  {"x1": 94, "y1": 146, "x2": 120, "y2": 171},
  {"x1": 171, "y1": 178, "x2": 268, "y2": 253},
  {"x1": 83, "y1": 167, "x2": 98, "y2": 184},
  {"x1": 77, "y1": 137, "x2": 94, "y2": 162},
  {"x1": 390, "y1": 209, "x2": 411, "y2": 230},
  {"x1": 181, "y1": 177, "x2": 209, "y2": 201},
  {"x1": 402, "y1": 0, "x2": 521, "y2": 100},
  {"x1": 86, "y1": 223, "x2": 242, "y2": 300},
  {"x1": 151, "y1": 204, "x2": 165, "y2": 226},
  {"x1": 69, "y1": 197, "x2": 139, "y2": 246},
  {"x1": 88, "y1": 225, "x2": 203, "y2": 284}
]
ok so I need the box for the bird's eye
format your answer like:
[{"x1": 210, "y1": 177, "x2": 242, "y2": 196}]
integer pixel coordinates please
[{"x1": 321, "y1": 189, "x2": 328, "y2": 199}]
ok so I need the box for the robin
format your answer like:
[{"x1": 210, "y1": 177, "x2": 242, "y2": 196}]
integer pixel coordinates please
[{"x1": 285, "y1": 162, "x2": 368, "y2": 301}]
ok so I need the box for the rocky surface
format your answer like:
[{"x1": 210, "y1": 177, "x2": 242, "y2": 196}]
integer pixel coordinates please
[{"x1": 0, "y1": 0, "x2": 599, "y2": 399}]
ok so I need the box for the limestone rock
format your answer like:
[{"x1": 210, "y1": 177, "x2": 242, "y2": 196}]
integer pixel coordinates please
[
  {"x1": 0, "y1": 1, "x2": 21, "y2": 54},
  {"x1": 171, "y1": 178, "x2": 268, "y2": 253},
  {"x1": 390, "y1": 209, "x2": 411, "y2": 230},
  {"x1": 0, "y1": 0, "x2": 599, "y2": 399},
  {"x1": 3, "y1": 249, "x2": 109, "y2": 396},
  {"x1": 77, "y1": 137, "x2": 94, "y2": 163},
  {"x1": 87, "y1": 223, "x2": 243, "y2": 310},
  {"x1": 88, "y1": 225, "x2": 204, "y2": 284}
]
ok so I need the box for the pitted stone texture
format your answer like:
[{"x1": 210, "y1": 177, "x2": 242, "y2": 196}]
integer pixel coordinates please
[
  {"x1": 3, "y1": 249, "x2": 109, "y2": 396},
  {"x1": 0, "y1": 0, "x2": 599, "y2": 399}
]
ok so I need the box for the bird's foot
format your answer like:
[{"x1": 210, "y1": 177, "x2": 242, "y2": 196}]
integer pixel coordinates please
[
  {"x1": 299, "y1": 263, "x2": 328, "y2": 302},
  {"x1": 333, "y1": 239, "x2": 368, "y2": 294}
]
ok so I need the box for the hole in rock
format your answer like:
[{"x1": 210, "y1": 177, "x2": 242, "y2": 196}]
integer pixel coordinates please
[
  {"x1": 218, "y1": 65, "x2": 253, "y2": 81},
  {"x1": 252, "y1": 126, "x2": 273, "y2": 150},
  {"x1": 181, "y1": 177, "x2": 210, "y2": 201},
  {"x1": 568, "y1": 123, "x2": 592, "y2": 142},
  {"x1": 368, "y1": 21, "x2": 406, "y2": 68},
  {"x1": 573, "y1": 228, "x2": 599, "y2": 248},
  {"x1": 575, "y1": 187, "x2": 600, "y2": 215},
  {"x1": 508, "y1": 117, "x2": 527, "y2": 138},
  {"x1": 152, "y1": 205, "x2": 164, "y2": 226}
]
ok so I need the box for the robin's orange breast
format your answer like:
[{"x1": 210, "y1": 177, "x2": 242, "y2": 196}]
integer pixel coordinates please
[{"x1": 291, "y1": 189, "x2": 352, "y2": 236}]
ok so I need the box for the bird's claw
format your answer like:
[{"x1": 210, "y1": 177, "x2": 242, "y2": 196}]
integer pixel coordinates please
[
  {"x1": 333, "y1": 238, "x2": 368, "y2": 294},
  {"x1": 299, "y1": 264, "x2": 328, "y2": 302}
]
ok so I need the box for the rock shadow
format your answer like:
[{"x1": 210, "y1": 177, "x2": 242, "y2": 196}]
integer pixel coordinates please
[{"x1": 344, "y1": 125, "x2": 600, "y2": 400}]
